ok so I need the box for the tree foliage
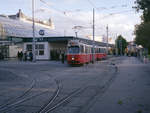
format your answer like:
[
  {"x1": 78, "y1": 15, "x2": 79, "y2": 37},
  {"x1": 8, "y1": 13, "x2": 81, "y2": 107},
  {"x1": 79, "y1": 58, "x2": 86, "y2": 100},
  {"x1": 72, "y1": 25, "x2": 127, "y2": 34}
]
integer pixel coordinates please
[
  {"x1": 135, "y1": 22, "x2": 150, "y2": 48},
  {"x1": 134, "y1": 0, "x2": 150, "y2": 53},
  {"x1": 134, "y1": 0, "x2": 150, "y2": 22},
  {"x1": 115, "y1": 35, "x2": 128, "y2": 55}
]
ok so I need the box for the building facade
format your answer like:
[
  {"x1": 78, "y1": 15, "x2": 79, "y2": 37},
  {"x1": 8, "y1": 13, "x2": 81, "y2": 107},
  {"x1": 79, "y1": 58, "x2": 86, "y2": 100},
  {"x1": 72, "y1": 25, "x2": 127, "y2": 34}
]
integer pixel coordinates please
[{"x1": 0, "y1": 10, "x2": 112, "y2": 60}]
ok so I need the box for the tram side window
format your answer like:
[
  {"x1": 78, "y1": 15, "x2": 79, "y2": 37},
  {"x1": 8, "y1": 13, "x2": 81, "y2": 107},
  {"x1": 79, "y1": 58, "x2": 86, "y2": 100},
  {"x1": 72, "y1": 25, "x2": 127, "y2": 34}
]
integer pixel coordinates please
[
  {"x1": 95, "y1": 48, "x2": 97, "y2": 53},
  {"x1": 93, "y1": 48, "x2": 96, "y2": 53},
  {"x1": 88, "y1": 47, "x2": 90, "y2": 54},
  {"x1": 89, "y1": 47, "x2": 91, "y2": 53},
  {"x1": 102, "y1": 48, "x2": 104, "y2": 53},
  {"x1": 85, "y1": 46, "x2": 88, "y2": 53},
  {"x1": 101, "y1": 48, "x2": 103, "y2": 53},
  {"x1": 104, "y1": 49, "x2": 106, "y2": 53},
  {"x1": 96, "y1": 48, "x2": 98, "y2": 53},
  {"x1": 91, "y1": 48, "x2": 94, "y2": 53},
  {"x1": 94, "y1": 48, "x2": 96, "y2": 53},
  {"x1": 68, "y1": 46, "x2": 79, "y2": 54},
  {"x1": 80, "y1": 45, "x2": 84, "y2": 53},
  {"x1": 99, "y1": 48, "x2": 101, "y2": 53}
]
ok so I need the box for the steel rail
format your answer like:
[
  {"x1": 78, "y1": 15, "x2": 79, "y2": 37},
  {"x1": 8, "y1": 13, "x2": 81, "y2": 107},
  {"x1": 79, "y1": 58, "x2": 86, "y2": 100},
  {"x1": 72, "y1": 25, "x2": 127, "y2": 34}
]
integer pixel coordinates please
[
  {"x1": 37, "y1": 79, "x2": 61, "y2": 113},
  {"x1": 0, "y1": 90, "x2": 49, "y2": 112},
  {"x1": 0, "y1": 79, "x2": 35, "y2": 109},
  {"x1": 44, "y1": 88, "x2": 83, "y2": 113}
]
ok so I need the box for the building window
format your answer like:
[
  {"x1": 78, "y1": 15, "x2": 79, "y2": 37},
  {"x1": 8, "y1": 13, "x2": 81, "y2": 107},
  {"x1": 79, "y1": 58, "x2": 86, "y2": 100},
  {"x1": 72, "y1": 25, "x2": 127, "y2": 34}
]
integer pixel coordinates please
[
  {"x1": 39, "y1": 44, "x2": 44, "y2": 49},
  {"x1": 39, "y1": 50, "x2": 44, "y2": 55},
  {"x1": 38, "y1": 44, "x2": 44, "y2": 56},
  {"x1": 35, "y1": 45, "x2": 38, "y2": 49},
  {"x1": 26, "y1": 44, "x2": 32, "y2": 51},
  {"x1": 26, "y1": 44, "x2": 45, "y2": 56}
]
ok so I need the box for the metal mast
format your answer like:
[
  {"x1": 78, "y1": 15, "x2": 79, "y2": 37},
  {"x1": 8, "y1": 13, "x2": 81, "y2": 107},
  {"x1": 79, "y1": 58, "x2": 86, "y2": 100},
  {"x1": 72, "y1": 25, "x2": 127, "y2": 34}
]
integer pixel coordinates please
[
  {"x1": 106, "y1": 25, "x2": 109, "y2": 54},
  {"x1": 32, "y1": 0, "x2": 36, "y2": 62},
  {"x1": 92, "y1": 8, "x2": 95, "y2": 63}
]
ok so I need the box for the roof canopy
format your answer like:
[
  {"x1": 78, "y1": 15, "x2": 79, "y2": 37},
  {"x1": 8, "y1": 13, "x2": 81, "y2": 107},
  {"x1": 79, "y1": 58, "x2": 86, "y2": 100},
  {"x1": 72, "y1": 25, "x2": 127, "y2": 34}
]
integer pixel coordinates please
[{"x1": 0, "y1": 16, "x2": 61, "y2": 38}]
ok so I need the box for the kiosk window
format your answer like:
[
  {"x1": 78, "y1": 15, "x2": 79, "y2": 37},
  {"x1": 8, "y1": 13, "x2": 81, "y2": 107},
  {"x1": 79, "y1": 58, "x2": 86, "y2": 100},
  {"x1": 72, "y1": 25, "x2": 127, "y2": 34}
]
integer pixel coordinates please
[{"x1": 39, "y1": 50, "x2": 44, "y2": 55}]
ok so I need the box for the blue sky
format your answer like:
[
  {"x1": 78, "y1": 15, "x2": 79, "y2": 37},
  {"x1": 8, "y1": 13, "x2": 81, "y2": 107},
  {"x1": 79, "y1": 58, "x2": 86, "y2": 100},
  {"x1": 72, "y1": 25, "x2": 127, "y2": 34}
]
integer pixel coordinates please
[{"x1": 0, "y1": 0, "x2": 141, "y2": 42}]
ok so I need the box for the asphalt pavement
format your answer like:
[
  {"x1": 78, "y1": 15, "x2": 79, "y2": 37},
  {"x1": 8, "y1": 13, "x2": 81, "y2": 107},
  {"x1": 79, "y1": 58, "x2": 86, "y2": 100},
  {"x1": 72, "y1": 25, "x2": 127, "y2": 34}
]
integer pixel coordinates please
[
  {"x1": 0, "y1": 56, "x2": 150, "y2": 113},
  {"x1": 87, "y1": 57, "x2": 150, "y2": 113}
]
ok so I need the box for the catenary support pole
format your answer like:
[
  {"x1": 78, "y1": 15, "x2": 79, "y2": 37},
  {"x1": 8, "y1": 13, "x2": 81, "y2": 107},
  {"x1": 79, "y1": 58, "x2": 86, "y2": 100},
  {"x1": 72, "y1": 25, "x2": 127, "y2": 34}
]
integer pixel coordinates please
[
  {"x1": 92, "y1": 8, "x2": 95, "y2": 64},
  {"x1": 106, "y1": 25, "x2": 109, "y2": 54},
  {"x1": 32, "y1": 0, "x2": 36, "y2": 62}
]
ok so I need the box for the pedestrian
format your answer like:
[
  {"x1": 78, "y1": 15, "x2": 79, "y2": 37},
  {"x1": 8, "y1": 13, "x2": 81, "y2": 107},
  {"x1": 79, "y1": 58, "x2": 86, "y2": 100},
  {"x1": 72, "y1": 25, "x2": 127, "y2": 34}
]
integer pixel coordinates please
[
  {"x1": 17, "y1": 51, "x2": 20, "y2": 60},
  {"x1": 20, "y1": 51, "x2": 23, "y2": 61},
  {"x1": 0, "y1": 52, "x2": 4, "y2": 60},
  {"x1": 61, "y1": 51, "x2": 65, "y2": 64},
  {"x1": 24, "y1": 51, "x2": 27, "y2": 61},
  {"x1": 29, "y1": 52, "x2": 33, "y2": 61}
]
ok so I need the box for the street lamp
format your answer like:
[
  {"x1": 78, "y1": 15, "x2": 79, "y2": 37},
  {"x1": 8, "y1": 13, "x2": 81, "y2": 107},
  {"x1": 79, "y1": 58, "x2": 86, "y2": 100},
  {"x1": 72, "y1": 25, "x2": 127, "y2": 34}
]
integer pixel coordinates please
[{"x1": 32, "y1": 0, "x2": 36, "y2": 62}]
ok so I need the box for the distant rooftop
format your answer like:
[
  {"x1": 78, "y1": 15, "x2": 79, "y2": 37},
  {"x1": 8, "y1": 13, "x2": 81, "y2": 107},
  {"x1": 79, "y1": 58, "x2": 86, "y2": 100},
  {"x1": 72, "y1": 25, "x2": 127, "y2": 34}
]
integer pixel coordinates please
[
  {"x1": 5, "y1": 9, "x2": 54, "y2": 29},
  {"x1": 0, "y1": 13, "x2": 61, "y2": 38}
]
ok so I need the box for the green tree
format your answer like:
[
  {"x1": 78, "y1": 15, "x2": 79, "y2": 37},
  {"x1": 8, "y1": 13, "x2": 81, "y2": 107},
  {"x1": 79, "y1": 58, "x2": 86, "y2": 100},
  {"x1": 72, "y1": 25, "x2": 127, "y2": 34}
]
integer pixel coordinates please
[
  {"x1": 134, "y1": 0, "x2": 150, "y2": 22},
  {"x1": 134, "y1": 22, "x2": 150, "y2": 53},
  {"x1": 115, "y1": 35, "x2": 128, "y2": 55},
  {"x1": 134, "y1": 0, "x2": 150, "y2": 53}
]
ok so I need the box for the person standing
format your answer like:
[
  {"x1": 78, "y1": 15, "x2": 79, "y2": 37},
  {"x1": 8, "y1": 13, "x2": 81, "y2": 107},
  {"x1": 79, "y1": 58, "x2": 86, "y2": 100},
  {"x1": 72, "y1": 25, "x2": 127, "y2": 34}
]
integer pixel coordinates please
[
  {"x1": 20, "y1": 51, "x2": 23, "y2": 61},
  {"x1": 24, "y1": 51, "x2": 27, "y2": 61},
  {"x1": 29, "y1": 52, "x2": 33, "y2": 61},
  {"x1": 17, "y1": 51, "x2": 20, "y2": 60},
  {"x1": 61, "y1": 51, "x2": 65, "y2": 64}
]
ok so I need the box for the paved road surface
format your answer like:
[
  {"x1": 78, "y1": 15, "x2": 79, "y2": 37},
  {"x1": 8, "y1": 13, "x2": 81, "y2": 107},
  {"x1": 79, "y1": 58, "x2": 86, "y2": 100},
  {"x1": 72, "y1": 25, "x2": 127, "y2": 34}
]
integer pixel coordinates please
[
  {"x1": 0, "y1": 57, "x2": 149, "y2": 113},
  {"x1": 88, "y1": 57, "x2": 150, "y2": 113}
]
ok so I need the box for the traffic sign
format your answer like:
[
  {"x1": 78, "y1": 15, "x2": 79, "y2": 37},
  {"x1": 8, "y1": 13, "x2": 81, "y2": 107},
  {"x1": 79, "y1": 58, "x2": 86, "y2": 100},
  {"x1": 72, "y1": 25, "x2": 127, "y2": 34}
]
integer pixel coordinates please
[{"x1": 39, "y1": 30, "x2": 45, "y2": 36}]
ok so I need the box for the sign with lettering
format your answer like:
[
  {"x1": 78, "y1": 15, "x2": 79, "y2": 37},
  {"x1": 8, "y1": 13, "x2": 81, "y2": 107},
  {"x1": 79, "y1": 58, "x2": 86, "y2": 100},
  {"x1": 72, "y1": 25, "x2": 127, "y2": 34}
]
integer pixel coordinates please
[{"x1": 39, "y1": 30, "x2": 45, "y2": 36}]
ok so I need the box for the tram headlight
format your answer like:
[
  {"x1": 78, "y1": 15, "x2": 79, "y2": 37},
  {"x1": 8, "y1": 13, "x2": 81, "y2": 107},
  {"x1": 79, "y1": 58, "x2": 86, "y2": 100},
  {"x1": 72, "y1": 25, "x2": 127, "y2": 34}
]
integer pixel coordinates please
[{"x1": 72, "y1": 57, "x2": 75, "y2": 60}]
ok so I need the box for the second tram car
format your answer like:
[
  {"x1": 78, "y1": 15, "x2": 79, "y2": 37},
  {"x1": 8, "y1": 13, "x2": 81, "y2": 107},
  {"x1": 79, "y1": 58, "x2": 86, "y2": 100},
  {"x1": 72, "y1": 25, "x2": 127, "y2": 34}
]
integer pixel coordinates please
[{"x1": 67, "y1": 40, "x2": 107, "y2": 65}]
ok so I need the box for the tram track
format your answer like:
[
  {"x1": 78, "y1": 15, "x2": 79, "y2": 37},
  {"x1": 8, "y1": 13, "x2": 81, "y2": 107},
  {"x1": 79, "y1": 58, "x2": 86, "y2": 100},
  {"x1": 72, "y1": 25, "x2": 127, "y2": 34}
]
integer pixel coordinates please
[
  {"x1": 0, "y1": 79, "x2": 36, "y2": 112},
  {"x1": 0, "y1": 58, "x2": 119, "y2": 113},
  {"x1": 37, "y1": 86, "x2": 84, "y2": 113},
  {"x1": 37, "y1": 79, "x2": 61, "y2": 113},
  {"x1": 0, "y1": 77, "x2": 55, "y2": 113},
  {"x1": 44, "y1": 88, "x2": 83, "y2": 113},
  {"x1": 39, "y1": 62, "x2": 118, "y2": 113},
  {"x1": 35, "y1": 74, "x2": 85, "y2": 113}
]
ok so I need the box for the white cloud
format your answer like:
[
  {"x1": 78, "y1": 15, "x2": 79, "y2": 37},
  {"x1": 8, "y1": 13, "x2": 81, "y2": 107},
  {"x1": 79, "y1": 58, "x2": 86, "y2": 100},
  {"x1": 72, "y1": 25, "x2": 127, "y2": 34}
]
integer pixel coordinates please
[
  {"x1": 62, "y1": 0, "x2": 81, "y2": 4},
  {"x1": 35, "y1": 7, "x2": 141, "y2": 42}
]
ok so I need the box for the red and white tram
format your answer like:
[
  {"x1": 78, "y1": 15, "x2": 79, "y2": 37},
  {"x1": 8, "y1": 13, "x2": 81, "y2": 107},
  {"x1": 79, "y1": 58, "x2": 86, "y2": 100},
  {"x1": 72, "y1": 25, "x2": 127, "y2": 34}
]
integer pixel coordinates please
[{"x1": 67, "y1": 40, "x2": 107, "y2": 65}]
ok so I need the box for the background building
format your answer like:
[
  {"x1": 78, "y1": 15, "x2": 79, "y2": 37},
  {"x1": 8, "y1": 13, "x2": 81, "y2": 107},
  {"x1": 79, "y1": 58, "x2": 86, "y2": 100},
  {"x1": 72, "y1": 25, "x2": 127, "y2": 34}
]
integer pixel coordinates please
[{"x1": 0, "y1": 10, "x2": 112, "y2": 60}]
